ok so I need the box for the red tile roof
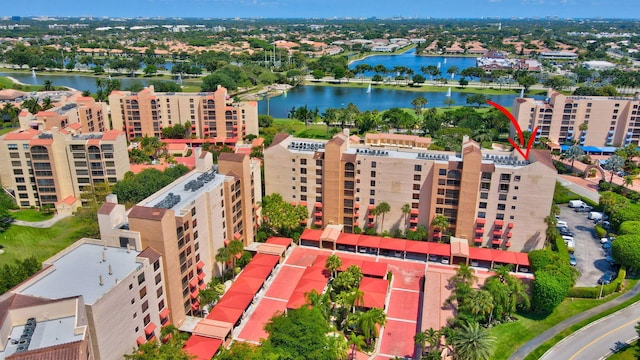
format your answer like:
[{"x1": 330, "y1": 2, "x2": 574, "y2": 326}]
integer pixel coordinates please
[{"x1": 184, "y1": 336, "x2": 222, "y2": 360}]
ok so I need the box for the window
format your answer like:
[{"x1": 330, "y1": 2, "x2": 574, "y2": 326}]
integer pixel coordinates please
[
  {"x1": 497, "y1": 204, "x2": 506, "y2": 210},
  {"x1": 480, "y1": 192, "x2": 488, "y2": 199},
  {"x1": 481, "y1": 172, "x2": 492, "y2": 181},
  {"x1": 414, "y1": 175, "x2": 421, "y2": 181},
  {"x1": 158, "y1": 300, "x2": 165, "y2": 311},
  {"x1": 370, "y1": 180, "x2": 375, "y2": 187},
  {"x1": 499, "y1": 194, "x2": 507, "y2": 201},
  {"x1": 477, "y1": 212, "x2": 486, "y2": 218},
  {"x1": 415, "y1": 165, "x2": 422, "y2": 171},
  {"x1": 300, "y1": 159, "x2": 307, "y2": 165},
  {"x1": 155, "y1": 273, "x2": 162, "y2": 285},
  {"x1": 499, "y1": 183, "x2": 509, "y2": 192},
  {"x1": 138, "y1": 273, "x2": 145, "y2": 285},
  {"x1": 439, "y1": 169, "x2": 446, "y2": 176},
  {"x1": 371, "y1": 161, "x2": 376, "y2": 168},
  {"x1": 369, "y1": 198, "x2": 375, "y2": 205},
  {"x1": 514, "y1": 175, "x2": 521, "y2": 182},
  {"x1": 370, "y1": 171, "x2": 376, "y2": 178},
  {"x1": 370, "y1": 189, "x2": 375, "y2": 196},
  {"x1": 139, "y1": 287, "x2": 147, "y2": 299},
  {"x1": 413, "y1": 184, "x2": 420, "y2": 191},
  {"x1": 143, "y1": 315, "x2": 151, "y2": 326},
  {"x1": 142, "y1": 301, "x2": 149, "y2": 312},
  {"x1": 480, "y1": 183, "x2": 490, "y2": 191},
  {"x1": 479, "y1": 202, "x2": 487, "y2": 209},
  {"x1": 157, "y1": 287, "x2": 163, "y2": 297},
  {"x1": 129, "y1": 284, "x2": 133, "y2": 290},
  {"x1": 496, "y1": 213, "x2": 505, "y2": 220},
  {"x1": 500, "y1": 174, "x2": 511, "y2": 182}
]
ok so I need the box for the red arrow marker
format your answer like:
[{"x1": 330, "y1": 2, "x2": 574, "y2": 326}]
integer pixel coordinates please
[{"x1": 486, "y1": 100, "x2": 539, "y2": 161}]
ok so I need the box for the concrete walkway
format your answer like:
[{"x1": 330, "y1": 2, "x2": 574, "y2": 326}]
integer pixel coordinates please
[
  {"x1": 508, "y1": 281, "x2": 640, "y2": 360},
  {"x1": 12, "y1": 213, "x2": 71, "y2": 228}
]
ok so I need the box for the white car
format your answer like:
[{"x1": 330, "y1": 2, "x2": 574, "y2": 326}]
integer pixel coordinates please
[
  {"x1": 557, "y1": 220, "x2": 568, "y2": 228},
  {"x1": 441, "y1": 256, "x2": 450, "y2": 265},
  {"x1": 562, "y1": 235, "x2": 574, "y2": 242}
]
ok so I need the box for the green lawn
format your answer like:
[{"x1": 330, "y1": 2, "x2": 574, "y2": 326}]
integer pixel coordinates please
[
  {"x1": 0, "y1": 126, "x2": 16, "y2": 135},
  {"x1": 607, "y1": 341, "x2": 636, "y2": 359},
  {"x1": 10, "y1": 209, "x2": 54, "y2": 222},
  {"x1": 0, "y1": 217, "x2": 89, "y2": 267},
  {"x1": 0, "y1": 76, "x2": 45, "y2": 92},
  {"x1": 490, "y1": 290, "x2": 629, "y2": 360}
]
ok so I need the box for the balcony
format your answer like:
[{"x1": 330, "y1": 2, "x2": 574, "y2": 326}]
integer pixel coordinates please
[{"x1": 474, "y1": 237, "x2": 483, "y2": 244}]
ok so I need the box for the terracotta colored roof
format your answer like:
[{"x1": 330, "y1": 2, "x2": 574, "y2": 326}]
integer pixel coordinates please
[
  {"x1": 6, "y1": 340, "x2": 85, "y2": 360},
  {"x1": 97, "y1": 202, "x2": 117, "y2": 215},
  {"x1": 128, "y1": 206, "x2": 168, "y2": 221},
  {"x1": 218, "y1": 152, "x2": 246, "y2": 162},
  {"x1": 469, "y1": 247, "x2": 494, "y2": 262},
  {"x1": 57, "y1": 195, "x2": 77, "y2": 206},
  {"x1": 251, "y1": 137, "x2": 265, "y2": 147},
  {"x1": 100, "y1": 130, "x2": 123, "y2": 141},
  {"x1": 3, "y1": 129, "x2": 39, "y2": 140},
  {"x1": 530, "y1": 149, "x2": 556, "y2": 171},
  {"x1": 129, "y1": 163, "x2": 169, "y2": 174},
  {"x1": 28, "y1": 138, "x2": 53, "y2": 146},
  {"x1": 286, "y1": 291, "x2": 308, "y2": 309},
  {"x1": 174, "y1": 156, "x2": 196, "y2": 169},
  {"x1": 0, "y1": 89, "x2": 27, "y2": 100},
  {"x1": 36, "y1": 111, "x2": 58, "y2": 117},
  {"x1": 300, "y1": 229, "x2": 323, "y2": 241},
  {"x1": 207, "y1": 305, "x2": 243, "y2": 325},
  {"x1": 166, "y1": 143, "x2": 187, "y2": 151},
  {"x1": 68, "y1": 123, "x2": 83, "y2": 130},
  {"x1": 265, "y1": 236, "x2": 292, "y2": 247},
  {"x1": 378, "y1": 237, "x2": 407, "y2": 252},
  {"x1": 138, "y1": 247, "x2": 162, "y2": 263},
  {"x1": 428, "y1": 243, "x2": 450, "y2": 257},
  {"x1": 184, "y1": 335, "x2": 222, "y2": 360}
]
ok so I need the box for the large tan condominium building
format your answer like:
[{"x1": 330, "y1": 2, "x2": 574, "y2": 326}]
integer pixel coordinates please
[
  {"x1": 98, "y1": 149, "x2": 262, "y2": 327},
  {"x1": 264, "y1": 133, "x2": 557, "y2": 252},
  {"x1": 9, "y1": 239, "x2": 168, "y2": 360},
  {"x1": 108, "y1": 85, "x2": 259, "y2": 143},
  {"x1": 512, "y1": 89, "x2": 640, "y2": 148},
  {"x1": 19, "y1": 94, "x2": 109, "y2": 134},
  {"x1": 0, "y1": 127, "x2": 129, "y2": 211}
]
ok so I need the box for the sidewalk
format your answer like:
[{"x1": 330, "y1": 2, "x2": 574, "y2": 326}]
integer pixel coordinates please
[
  {"x1": 508, "y1": 281, "x2": 640, "y2": 360},
  {"x1": 12, "y1": 213, "x2": 71, "y2": 228}
]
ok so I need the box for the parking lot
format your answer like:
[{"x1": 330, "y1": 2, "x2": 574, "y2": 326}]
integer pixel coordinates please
[{"x1": 559, "y1": 205, "x2": 616, "y2": 287}]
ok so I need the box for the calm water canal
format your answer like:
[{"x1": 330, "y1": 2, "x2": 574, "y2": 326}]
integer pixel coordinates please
[{"x1": 0, "y1": 72, "x2": 161, "y2": 92}]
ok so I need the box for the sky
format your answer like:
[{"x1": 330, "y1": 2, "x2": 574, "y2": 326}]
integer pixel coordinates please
[{"x1": 8, "y1": 0, "x2": 639, "y2": 19}]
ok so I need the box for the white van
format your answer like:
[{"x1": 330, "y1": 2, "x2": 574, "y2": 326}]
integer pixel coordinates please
[
  {"x1": 562, "y1": 235, "x2": 574, "y2": 242},
  {"x1": 564, "y1": 239, "x2": 575, "y2": 248},
  {"x1": 588, "y1": 212, "x2": 606, "y2": 221},
  {"x1": 569, "y1": 200, "x2": 587, "y2": 208}
]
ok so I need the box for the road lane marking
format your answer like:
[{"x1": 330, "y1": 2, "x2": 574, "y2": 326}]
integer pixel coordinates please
[{"x1": 568, "y1": 317, "x2": 640, "y2": 360}]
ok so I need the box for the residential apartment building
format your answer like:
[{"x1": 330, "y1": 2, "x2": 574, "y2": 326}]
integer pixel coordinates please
[
  {"x1": 0, "y1": 293, "x2": 93, "y2": 360},
  {"x1": 512, "y1": 90, "x2": 640, "y2": 147},
  {"x1": 19, "y1": 94, "x2": 109, "y2": 133},
  {"x1": 0, "y1": 127, "x2": 129, "y2": 211},
  {"x1": 9, "y1": 239, "x2": 167, "y2": 360},
  {"x1": 98, "y1": 149, "x2": 262, "y2": 327},
  {"x1": 264, "y1": 133, "x2": 556, "y2": 252},
  {"x1": 108, "y1": 86, "x2": 258, "y2": 143}
]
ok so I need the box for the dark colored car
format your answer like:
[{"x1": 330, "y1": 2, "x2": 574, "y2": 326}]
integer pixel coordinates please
[
  {"x1": 598, "y1": 272, "x2": 615, "y2": 285},
  {"x1": 574, "y1": 206, "x2": 593, "y2": 213},
  {"x1": 558, "y1": 227, "x2": 575, "y2": 237}
]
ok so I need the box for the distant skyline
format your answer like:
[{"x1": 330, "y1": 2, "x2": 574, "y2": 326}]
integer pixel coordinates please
[{"x1": 7, "y1": 0, "x2": 639, "y2": 20}]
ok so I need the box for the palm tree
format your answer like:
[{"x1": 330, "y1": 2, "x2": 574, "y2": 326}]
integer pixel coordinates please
[
  {"x1": 563, "y1": 145, "x2": 584, "y2": 170},
  {"x1": 431, "y1": 215, "x2": 449, "y2": 241},
  {"x1": 347, "y1": 332, "x2": 366, "y2": 359},
  {"x1": 414, "y1": 331, "x2": 428, "y2": 356},
  {"x1": 411, "y1": 96, "x2": 428, "y2": 115},
  {"x1": 466, "y1": 290, "x2": 494, "y2": 323},
  {"x1": 227, "y1": 239, "x2": 244, "y2": 279},
  {"x1": 623, "y1": 174, "x2": 636, "y2": 188},
  {"x1": 451, "y1": 322, "x2": 495, "y2": 360},
  {"x1": 375, "y1": 202, "x2": 391, "y2": 232},
  {"x1": 304, "y1": 289, "x2": 331, "y2": 320},
  {"x1": 41, "y1": 97, "x2": 54, "y2": 111},
  {"x1": 325, "y1": 254, "x2": 342, "y2": 279},
  {"x1": 21, "y1": 97, "x2": 41, "y2": 115},
  {"x1": 351, "y1": 288, "x2": 365, "y2": 313},
  {"x1": 602, "y1": 155, "x2": 624, "y2": 183},
  {"x1": 43, "y1": 80, "x2": 54, "y2": 91},
  {"x1": 401, "y1": 203, "x2": 411, "y2": 227},
  {"x1": 356, "y1": 308, "x2": 387, "y2": 345},
  {"x1": 215, "y1": 247, "x2": 231, "y2": 280}
]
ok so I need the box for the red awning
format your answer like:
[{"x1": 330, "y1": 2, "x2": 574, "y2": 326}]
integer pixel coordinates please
[
  {"x1": 361, "y1": 261, "x2": 388, "y2": 278},
  {"x1": 314, "y1": 211, "x2": 323, "y2": 217},
  {"x1": 493, "y1": 230, "x2": 503, "y2": 236},
  {"x1": 207, "y1": 306, "x2": 244, "y2": 325},
  {"x1": 378, "y1": 238, "x2": 407, "y2": 252},
  {"x1": 494, "y1": 220, "x2": 504, "y2": 227},
  {"x1": 433, "y1": 232, "x2": 442, "y2": 238},
  {"x1": 198, "y1": 272, "x2": 206, "y2": 280},
  {"x1": 196, "y1": 261, "x2": 205, "y2": 270},
  {"x1": 514, "y1": 252, "x2": 530, "y2": 266},
  {"x1": 314, "y1": 202, "x2": 323, "y2": 208},
  {"x1": 508, "y1": 222, "x2": 514, "y2": 228},
  {"x1": 199, "y1": 283, "x2": 207, "y2": 290},
  {"x1": 224, "y1": 238, "x2": 230, "y2": 246},
  {"x1": 429, "y1": 243, "x2": 450, "y2": 257},
  {"x1": 299, "y1": 201, "x2": 307, "y2": 206},
  {"x1": 367, "y1": 222, "x2": 375, "y2": 228},
  {"x1": 234, "y1": 232, "x2": 241, "y2": 240},
  {"x1": 160, "y1": 308, "x2": 170, "y2": 319},
  {"x1": 354, "y1": 203, "x2": 360, "y2": 209},
  {"x1": 368, "y1": 204, "x2": 375, "y2": 210},
  {"x1": 314, "y1": 220, "x2": 323, "y2": 226},
  {"x1": 474, "y1": 237, "x2": 483, "y2": 243},
  {"x1": 507, "y1": 232, "x2": 513, "y2": 238},
  {"x1": 367, "y1": 213, "x2": 375, "y2": 219},
  {"x1": 336, "y1": 233, "x2": 360, "y2": 246},
  {"x1": 475, "y1": 227, "x2": 484, "y2": 233},
  {"x1": 410, "y1": 218, "x2": 418, "y2": 223},
  {"x1": 410, "y1": 208, "x2": 419, "y2": 215},
  {"x1": 505, "y1": 241, "x2": 512, "y2": 247},
  {"x1": 491, "y1": 249, "x2": 517, "y2": 264},
  {"x1": 191, "y1": 301, "x2": 200, "y2": 311},
  {"x1": 469, "y1": 247, "x2": 493, "y2": 262},
  {"x1": 137, "y1": 336, "x2": 145, "y2": 345},
  {"x1": 144, "y1": 322, "x2": 156, "y2": 335},
  {"x1": 291, "y1": 201, "x2": 297, "y2": 206},
  {"x1": 492, "y1": 239, "x2": 501, "y2": 245},
  {"x1": 189, "y1": 278, "x2": 198, "y2": 288},
  {"x1": 358, "y1": 235, "x2": 381, "y2": 248},
  {"x1": 405, "y1": 240, "x2": 430, "y2": 255},
  {"x1": 190, "y1": 288, "x2": 200, "y2": 299},
  {"x1": 184, "y1": 336, "x2": 222, "y2": 360},
  {"x1": 476, "y1": 218, "x2": 486, "y2": 225}
]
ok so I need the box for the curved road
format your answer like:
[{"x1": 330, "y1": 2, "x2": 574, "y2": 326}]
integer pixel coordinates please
[{"x1": 540, "y1": 301, "x2": 640, "y2": 360}]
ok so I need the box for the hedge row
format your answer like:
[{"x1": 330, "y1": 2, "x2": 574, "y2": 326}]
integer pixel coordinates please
[{"x1": 567, "y1": 268, "x2": 626, "y2": 298}]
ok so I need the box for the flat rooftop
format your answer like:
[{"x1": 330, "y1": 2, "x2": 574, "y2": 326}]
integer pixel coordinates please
[
  {"x1": 1, "y1": 317, "x2": 83, "y2": 360},
  {"x1": 20, "y1": 244, "x2": 141, "y2": 305},
  {"x1": 137, "y1": 167, "x2": 225, "y2": 212}
]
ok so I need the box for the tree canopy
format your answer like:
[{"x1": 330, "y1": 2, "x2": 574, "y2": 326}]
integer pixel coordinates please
[{"x1": 260, "y1": 193, "x2": 308, "y2": 236}]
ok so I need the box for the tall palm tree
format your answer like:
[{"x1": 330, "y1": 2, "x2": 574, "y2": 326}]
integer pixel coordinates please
[
  {"x1": 43, "y1": 80, "x2": 54, "y2": 91},
  {"x1": 347, "y1": 332, "x2": 366, "y2": 359},
  {"x1": 411, "y1": 96, "x2": 428, "y2": 115},
  {"x1": 215, "y1": 247, "x2": 231, "y2": 279},
  {"x1": 563, "y1": 145, "x2": 584, "y2": 170},
  {"x1": 21, "y1": 97, "x2": 41, "y2": 115},
  {"x1": 325, "y1": 254, "x2": 342, "y2": 279},
  {"x1": 227, "y1": 239, "x2": 244, "y2": 279},
  {"x1": 401, "y1": 203, "x2": 411, "y2": 227},
  {"x1": 601, "y1": 155, "x2": 624, "y2": 183},
  {"x1": 623, "y1": 174, "x2": 636, "y2": 188},
  {"x1": 41, "y1": 97, "x2": 54, "y2": 111},
  {"x1": 357, "y1": 308, "x2": 386, "y2": 345},
  {"x1": 375, "y1": 202, "x2": 391, "y2": 232},
  {"x1": 431, "y1": 215, "x2": 449, "y2": 241},
  {"x1": 351, "y1": 288, "x2": 365, "y2": 313},
  {"x1": 466, "y1": 290, "x2": 494, "y2": 323},
  {"x1": 451, "y1": 322, "x2": 495, "y2": 360}
]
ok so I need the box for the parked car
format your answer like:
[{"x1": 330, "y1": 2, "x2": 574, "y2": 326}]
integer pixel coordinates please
[
  {"x1": 606, "y1": 255, "x2": 617, "y2": 266},
  {"x1": 558, "y1": 227, "x2": 575, "y2": 237},
  {"x1": 569, "y1": 254, "x2": 577, "y2": 266},
  {"x1": 574, "y1": 205, "x2": 593, "y2": 213},
  {"x1": 557, "y1": 220, "x2": 568, "y2": 228},
  {"x1": 600, "y1": 237, "x2": 615, "y2": 244},
  {"x1": 588, "y1": 212, "x2": 608, "y2": 222},
  {"x1": 562, "y1": 235, "x2": 574, "y2": 242},
  {"x1": 602, "y1": 242, "x2": 612, "y2": 252},
  {"x1": 569, "y1": 200, "x2": 587, "y2": 208},
  {"x1": 441, "y1": 256, "x2": 450, "y2": 265},
  {"x1": 598, "y1": 272, "x2": 615, "y2": 285},
  {"x1": 428, "y1": 254, "x2": 438, "y2": 262}
]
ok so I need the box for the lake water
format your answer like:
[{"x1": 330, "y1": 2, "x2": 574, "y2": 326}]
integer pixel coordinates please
[
  {"x1": 0, "y1": 72, "x2": 177, "y2": 92},
  {"x1": 258, "y1": 85, "x2": 526, "y2": 118},
  {"x1": 349, "y1": 49, "x2": 477, "y2": 80}
]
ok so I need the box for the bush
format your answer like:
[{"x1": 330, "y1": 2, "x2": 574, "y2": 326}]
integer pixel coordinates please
[
  {"x1": 532, "y1": 270, "x2": 569, "y2": 313},
  {"x1": 568, "y1": 268, "x2": 626, "y2": 298},
  {"x1": 611, "y1": 235, "x2": 640, "y2": 269},
  {"x1": 594, "y1": 225, "x2": 607, "y2": 239},
  {"x1": 619, "y1": 221, "x2": 640, "y2": 235},
  {"x1": 598, "y1": 181, "x2": 612, "y2": 192}
]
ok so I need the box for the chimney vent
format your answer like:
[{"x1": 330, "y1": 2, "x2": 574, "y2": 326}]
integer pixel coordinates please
[
  {"x1": 108, "y1": 264, "x2": 113, "y2": 275},
  {"x1": 99, "y1": 275, "x2": 104, "y2": 286},
  {"x1": 102, "y1": 251, "x2": 107, "y2": 262}
]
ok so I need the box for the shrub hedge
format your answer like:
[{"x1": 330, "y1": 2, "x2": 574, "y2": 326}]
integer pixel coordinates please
[{"x1": 567, "y1": 268, "x2": 626, "y2": 298}]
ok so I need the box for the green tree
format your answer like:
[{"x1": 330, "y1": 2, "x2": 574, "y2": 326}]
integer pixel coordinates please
[
  {"x1": 451, "y1": 322, "x2": 495, "y2": 360},
  {"x1": 332, "y1": 265, "x2": 363, "y2": 294},
  {"x1": 227, "y1": 239, "x2": 244, "y2": 278},
  {"x1": 466, "y1": 94, "x2": 489, "y2": 108},
  {"x1": 611, "y1": 234, "x2": 640, "y2": 270},
  {"x1": 43, "y1": 80, "x2": 54, "y2": 91},
  {"x1": 375, "y1": 202, "x2": 391, "y2": 231},
  {"x1": 411, "y1": 96, "x2": 428, "y2": 115},
  {"x1": 518, "y1": 75, "x2": 537, "y2": 92},
  {"x1": 412, "y1": 74, "x2": 426, "y2": 85},
  {"x1": 563, "y1": 145, "x2": 584, "y2": 170},
  {"x1": 198, "y1": 279, "x2": 225, "y2": 310},
  {"x1": 531, "y1": 270, "x2": 568, "y2": 313},
  {"x1": 356, "y1": 308, "x2": 386, "y2": 345},
  {"x1": 0, "y1": 257, "x2": 40, "y2": 294},
  {"x1": 601, "y1": 155, "x2": 625, "y2": 183},
  {"x1": 215, "y1": 247, "x2": 231, "y2": 279},
  {"x1": 544, "y1": 76, "x2": 572, "y2": 91},
  {"x1": 401, "y1": 203, "x2": 411, "y2": 228},
  {"x1": 431, "y1": 215, "x2": 449, "y2": 240},
  {"x1": 325, "y1": 254, "x2": 343, "y2": 279},
  {"x1": 347, "y1": 332, "x2": 366, "y2": 359},
  {"x1": 124, "y1": 325, "x2": 191, "y2": 360},
  {"x1": 260, "y1": 193, "x2": 307, "y2": 236}
]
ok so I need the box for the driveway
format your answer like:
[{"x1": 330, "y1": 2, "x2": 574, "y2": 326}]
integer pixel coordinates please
[{"x1": 559, "y1": 205, "x2": 615, "y2": 287}]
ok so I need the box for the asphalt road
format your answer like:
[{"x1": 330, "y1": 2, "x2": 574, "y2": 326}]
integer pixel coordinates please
[
  {"x1": 560, "y1": 205, "x2": 616, "y2": 287},
  {"x1": 539, "y1": 301, "x2": 640, "y2": 360},
  {"x1": 557, "y1": 175, "x2": 601, "y2": 203}
]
